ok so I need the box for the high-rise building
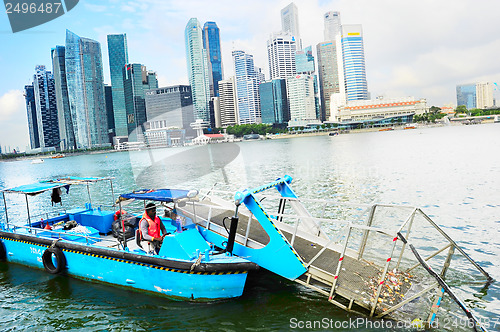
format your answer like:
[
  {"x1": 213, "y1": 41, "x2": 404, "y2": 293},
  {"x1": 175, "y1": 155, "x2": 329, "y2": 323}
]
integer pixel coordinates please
[
  {"x1": 51, "y1": 46, "x2": 75, "y2": 150},
  {"x1": 259, "y1": 78, "x2": 289, "y2": 125},
  {"x1": 203, "y1": 22, "x2": 223, "y2": 97},
  {"x1": 233, "y1": 50, "x2": 261, "y2": 124},
  {"x1": 107, "y1": 33, "x2": 129, "y2": 138},
  {"x1": 104, "y1": 84, "x2": 114, "y2": 144},
  {"x1": 281, "y1": 2, "x2": 301, "y2": 49},
  {"x1": 317, "y1": 39, "x2": 345, "y2": 121},
  {"x1": 185, "y1": 18, "x2": 211, "y2": 123},
  {"x1": 123, "y1": 63, "x2": 158, "y2": 142},
  {"x1": 287, "y1": 74, "x2": 316, "y2": 125},
  {"x1": 476, "y1": 82, "x2": 494, "y2": 109},
  {"x1": 24, "y1": 85, "x2": 39, "y2": 149},
  {"x1": 65, "y1": 30, "x2": 109, "y2": 149},
  {"x1": 33, "y1": 65, "x2": 60, "y2": 149},
  {"x1": 144, "y1": 85, "x2": 196, "y2": 138},
  {"x1": 324, "y1": 11, "x2": 341, "y2": 41},
  {"x1": 296, "y1": 46, "x2": 320, "y2": 119},
  {"x1": 267, "y1": 32, "x2": 297, "y2": 80},
  {"x1": 341, "y1": 24, "x2": 368, "y2": 101},
  {"x1": 456, "y1": 84, "x2": 476, "y2": 109},
  {"x1": 217, "y1": 76, "x2": 238, "y2": 127}
]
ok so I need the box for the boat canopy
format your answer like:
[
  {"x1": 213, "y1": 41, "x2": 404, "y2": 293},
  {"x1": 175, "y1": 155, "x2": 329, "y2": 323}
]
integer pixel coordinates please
[
  {"x1": 119, "y1": 189, "x2": 192, "y2": 203},
  {"x1": 1, "y1": 176, "x2": 113, "y2": 196}
]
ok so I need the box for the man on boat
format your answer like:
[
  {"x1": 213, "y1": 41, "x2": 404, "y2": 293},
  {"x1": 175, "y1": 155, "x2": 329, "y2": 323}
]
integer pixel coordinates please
[{"x1": 139, "y1": 203, "x2": 168, "y2": 254}]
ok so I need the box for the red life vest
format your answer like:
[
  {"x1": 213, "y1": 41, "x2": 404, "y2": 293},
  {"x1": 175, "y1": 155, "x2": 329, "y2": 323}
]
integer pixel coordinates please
[{"x1": 140, "y1": 212, "x2": 161, "y2": 239}]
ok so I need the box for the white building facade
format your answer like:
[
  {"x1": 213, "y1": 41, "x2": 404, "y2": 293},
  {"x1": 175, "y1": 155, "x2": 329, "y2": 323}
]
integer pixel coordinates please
[
  {"x1": 287, "y1": 74, "x2": 317, "y2": 126},
  {"x1": 267, "y1": 32, "x2": 297, "y2": 80}
]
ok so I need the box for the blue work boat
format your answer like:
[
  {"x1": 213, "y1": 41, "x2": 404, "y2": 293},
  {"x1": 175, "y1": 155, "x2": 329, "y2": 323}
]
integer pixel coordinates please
[{"x1": 0, "y1": 177, "x2": 258, "y2": 301}]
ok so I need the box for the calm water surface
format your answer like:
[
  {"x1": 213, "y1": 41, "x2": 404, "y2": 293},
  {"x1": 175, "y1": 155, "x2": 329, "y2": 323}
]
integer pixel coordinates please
[{"x1": 0, "y1": 124, "x2": 499, "y2": 331}]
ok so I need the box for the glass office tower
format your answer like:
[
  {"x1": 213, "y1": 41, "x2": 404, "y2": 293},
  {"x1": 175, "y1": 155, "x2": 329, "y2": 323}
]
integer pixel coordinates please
[
  {"x1": 107, "y1": 33, "x2": 129, "y2": 138},
  {"x1": 65, "y1": 29, "x2": 108, "y2": 148},
  {"x1": 341, "y1": 24, "x2": 368, "y2": 101},
  {"x1": 203, "y1": 22, "x2": 223, "y2": 97}
]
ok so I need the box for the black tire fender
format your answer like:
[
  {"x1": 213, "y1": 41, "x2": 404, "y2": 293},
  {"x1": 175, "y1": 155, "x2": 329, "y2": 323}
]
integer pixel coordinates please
[
  {"x1": 42, "y1": 247, "x2": 66, "y2": 274},
  {"x1": 0, "y1": 240, "x2": 6, "y2": 261}
]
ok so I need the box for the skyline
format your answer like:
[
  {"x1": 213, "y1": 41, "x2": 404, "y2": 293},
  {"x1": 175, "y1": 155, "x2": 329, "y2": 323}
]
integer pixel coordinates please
[{"x1": 1, "y1": 0, "x2": 500, "y2": 149}]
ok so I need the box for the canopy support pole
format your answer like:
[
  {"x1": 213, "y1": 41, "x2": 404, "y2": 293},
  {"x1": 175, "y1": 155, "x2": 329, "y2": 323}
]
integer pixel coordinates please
[
  {"x1": 87, "y1": 184, "x2": 92, "y2": 207},
  {"x1": 2, "y1": 192, "x2": 9, "y2": 229},
  {"x1": 25, "y1": 194, "x2": 32, "y2": 233},
  {"x1": 109, "y1": 180, "x2": 115, "y2": 207}
]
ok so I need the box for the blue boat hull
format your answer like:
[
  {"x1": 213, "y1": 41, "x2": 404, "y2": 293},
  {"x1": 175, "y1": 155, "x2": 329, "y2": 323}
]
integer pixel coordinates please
[{"x1": 0, "y1": 234, "x2": 249, "y2": 301}]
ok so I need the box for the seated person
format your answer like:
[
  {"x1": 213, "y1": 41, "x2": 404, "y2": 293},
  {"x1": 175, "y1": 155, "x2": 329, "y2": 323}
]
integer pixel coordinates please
[{"x1": 139, "y1": 203, "x2": 168, "y2": 254}]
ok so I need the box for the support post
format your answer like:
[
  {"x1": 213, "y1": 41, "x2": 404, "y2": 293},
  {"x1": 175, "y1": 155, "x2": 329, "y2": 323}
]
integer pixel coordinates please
[
  {"x1": 328, "y1": 225, "x2": 352, "y2": 302},
  {"x1": 396, "y1": 209, "x2": 416, "y2": 269},
  {"x1": 358, "y1": 204, "x2": 376, "y2": 260},
  {"x1": 109, "y1": 179, "x2": 115, "y2": 207},
  {"x1": 25, "y1": 194, "x2": 32, "y2": 233},
  {"x1": 2, "y1": 192, "x2": 9, "y2": 229},
  {"x1": 87, "y1": 184, "x2": 92, "y2": 206}
]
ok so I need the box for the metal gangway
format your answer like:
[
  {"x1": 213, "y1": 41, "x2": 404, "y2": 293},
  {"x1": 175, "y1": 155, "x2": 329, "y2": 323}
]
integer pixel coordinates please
[{"x1": 179, "y1": 176, "x2": 492, "y2": 331}]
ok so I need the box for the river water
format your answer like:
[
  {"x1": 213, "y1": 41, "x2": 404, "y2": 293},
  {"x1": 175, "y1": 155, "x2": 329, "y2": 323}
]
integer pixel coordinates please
[{"x1": 0, "y1": 124, "x2": 499, "y2": 331}]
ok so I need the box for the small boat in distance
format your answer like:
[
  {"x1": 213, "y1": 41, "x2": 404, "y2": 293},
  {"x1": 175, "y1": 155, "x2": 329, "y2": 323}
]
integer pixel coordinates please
[
  {"x1": 379, "y1": 127, "x2": 394, "y2": 132},
  {"x1": 31, "y1": 159, "x2": 44, "y2": 164},
  {"x1": 404, "y1": 126, "x2": 416, "y2": 130},
  {"x1": 51, "y1": 154, "x2": 66, "y2": 159},
  {"x1": 494, "y1": 115, "x2": 500, "y2": 123}
]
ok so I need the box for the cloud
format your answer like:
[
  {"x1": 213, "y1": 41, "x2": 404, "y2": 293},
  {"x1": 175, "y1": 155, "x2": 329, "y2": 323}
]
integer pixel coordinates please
[
  {"x1": 0, "y1": 90, "x2": 25, "y2": 120},
  {"x1": 83, "y1": 3, "x2": 108, "y2": 12},
  {"x1": 0, "y1": 90, "x2": 29, "y2": 150}
]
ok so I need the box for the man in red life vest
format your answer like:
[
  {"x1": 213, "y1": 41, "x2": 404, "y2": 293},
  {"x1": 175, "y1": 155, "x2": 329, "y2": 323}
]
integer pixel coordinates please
[{"x1": 139, "y1": 202, "x2": 168, "y2": 254}]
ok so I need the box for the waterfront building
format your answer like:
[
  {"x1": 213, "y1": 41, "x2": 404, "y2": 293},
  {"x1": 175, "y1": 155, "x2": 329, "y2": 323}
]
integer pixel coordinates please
[
  {"x1": 259, "y1": 79, "x2": 289, "y2": 125},
  {"x1": 476, "y1": 82, "x2": 494, "y2": 109},
  {"x1": 144, "y1": 85, "x2": 196, "y2": 138},
  {"x1": 296, "y1": 46, "x2": 320, "y2": 119},
  {"x1": 267, "y1": 32, "x2": 297, "y2": 80},
  {"x1": 217, "y1": 77, "x2": 239, "y2": 127},
  {"x1": 33, "y1": 65, "x2": 60, "y2": 149},
  {"x1": 123, "y1": 63, "x2": 158, "y2": 142},
  {"x1": 202, "y1": 22, "x2": 223, "y2": 97},
  {"x1": 144, "y1": 127, "x2": 186, "y2": 148},
  {"x1": 51, "y1": 46, "x2": 75, "y2": 150},
  {"x1": 324, "y1": 11, "x2": 341, "y2": 41},
  {"x1": 107, "y1": 33, "x2": 129, "y2": 138},
  {"x1": 330, "y1": 97, "x2": 427, "y2": 123},
  {"x1": 286, "y1": 74, "x2": 316, "y2": 126},
  {"x1": 24, "y1": 85, "x2": 39, "y2": 149},
  {"x1": 341, "y1": 24, "x2": 369, "y2": 101},
  {"x1": 456, "y1": 84, "x2": 476, "y2": 109},
  {"x1": 233, "y1": 50, "x2": 262, "y2": 125},
  {"x1": 281, "y1": 2, "x2": 301, "y2": 49},
  {"x1": 104, "y1": 84, "x2": 114, "y2": 144},
  {"x1": 317, "y1": 39, "x2": 345, "y2": 121},
  {"x1": 185, "y1": 18, "x2": 211, "y2": 123},
  {"x1": 65, "y1": 30, "x2": 109, "y2": 149}
]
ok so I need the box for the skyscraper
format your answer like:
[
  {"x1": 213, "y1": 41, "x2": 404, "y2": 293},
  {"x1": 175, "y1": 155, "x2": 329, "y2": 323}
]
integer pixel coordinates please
[
  {"x1": 104, "y1": 84, "x2": 114, "y2": 143},
  {"x1": 324, "y1": 11, "x2": 341, "y2": 41},
  {"x1": 267, "y1": 32, "x2": 297, "y2": 80},
  {"x1": 24, "y1": 85, "x2": 39, "y2": 149},
  {"x1": 33, "y1": 65, "x2": 60, "y2": 149},
  {"x1": 217, "y1": 77, "x2": 238, "y2": 127},
  {"x1": 259, "y1": 79, "x2": 289, "y2": 125},
  {"x1": 144, "y1": 85, "x2": 196, "y2": 138},
  {"x1": 123, "y1": 63, "x2": 158, "y2": 142},
  {"x1": 476, "y1": 82, "x2": 494, "y2": 109},
  {"x1": 317, "y1": 39, "x2": 345, "y2": 121},
  {"x1": 107, "y1": 33, "x2": 129, "y2": 138},
  {"x1": 281, "y1": 2, "x2": 301, "y2": 49},
  {"x1": 296, "y1": 46, "x2": 320, "y2": 119},
  {"x1": 341, "y1": 25, "x2": 368, "y2": 101},
  {"x1": 456, "y1": 84, "x2": 476, "y2": 109},
  {"x1": 185, "y1": 18, "x2": 211, "y2": 123},
  {"x1": 65, "y1": 30, "x2": 109, "y2": 149},
  {"x1": 233, "y1": 50, "x2": 261, "y2": 124},
  {"x1": 203, "y1": 22, "x2": 223, "y2": 97},
  {"x1": 287, "y1": 74, "x2": 316, "y2": 124},
  {"x1": 51, "y1": 45, "x2": 75, "y2": 150}
]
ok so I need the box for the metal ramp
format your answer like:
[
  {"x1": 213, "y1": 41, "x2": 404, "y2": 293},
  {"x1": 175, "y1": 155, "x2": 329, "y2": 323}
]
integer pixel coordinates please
[{"x1": 179, "y1": 176, "x2": 492, "y2": 331}]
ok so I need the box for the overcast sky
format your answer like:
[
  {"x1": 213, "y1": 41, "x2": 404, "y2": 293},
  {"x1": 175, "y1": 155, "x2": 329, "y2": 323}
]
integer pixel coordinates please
[{"x1": 1, "y1": 0, "x2": 500, "y2": 150}]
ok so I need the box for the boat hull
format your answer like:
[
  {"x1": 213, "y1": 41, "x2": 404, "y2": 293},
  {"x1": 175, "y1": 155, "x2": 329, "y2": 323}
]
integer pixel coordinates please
[{"x1": 0, "y1": 232, "x2": 249, "y2": 301}]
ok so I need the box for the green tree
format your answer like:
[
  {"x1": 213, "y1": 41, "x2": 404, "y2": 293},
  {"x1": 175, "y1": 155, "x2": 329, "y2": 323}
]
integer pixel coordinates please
[{"x1": 455, "y1": 105, "x2": 467, "y2": 114}]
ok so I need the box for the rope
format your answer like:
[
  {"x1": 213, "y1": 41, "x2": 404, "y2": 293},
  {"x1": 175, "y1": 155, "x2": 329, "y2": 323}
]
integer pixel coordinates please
[{"x1": 190, "y1": 253, "x2": 203, "y2": 271}]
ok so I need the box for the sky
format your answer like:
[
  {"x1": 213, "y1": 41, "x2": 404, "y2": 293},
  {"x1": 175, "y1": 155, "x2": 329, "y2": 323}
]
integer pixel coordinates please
[{"x1": 1, "y1": 0, "x2": 500, "y2": 151}]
